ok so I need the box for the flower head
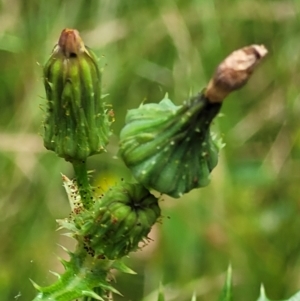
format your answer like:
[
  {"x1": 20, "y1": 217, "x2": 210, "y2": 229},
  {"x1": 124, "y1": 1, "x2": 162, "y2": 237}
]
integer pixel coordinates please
[
  {"x1": 58, "y1": 179, "x2": 161, "y2": 260},
  {"x1": 119, "y1": 45, "x2": 267, "y2": 197},
  {"x1": 43, "y1": 29, "x2": 111, "y2": 161}
]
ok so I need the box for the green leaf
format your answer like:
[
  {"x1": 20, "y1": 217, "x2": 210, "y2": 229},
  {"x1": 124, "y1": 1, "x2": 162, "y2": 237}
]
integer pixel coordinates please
[
  {"x1": 191, "y1": 291, "x2": 197, "y2": 301},
  {"x1": 157, "y1": 282, "x2": 165, "y2": 301},
  {"x1": 257, "y1": 285, "x2": 300, "y2": 301},
  {"x1": 111, "y1": 260, "x2": 137, "y2": 274},
  {"x1": 218, "y1": 265, "x2": 233, "y2": 301},
  {"x1": 31, "y1": 248, "x2": 113, "y2": 301}
]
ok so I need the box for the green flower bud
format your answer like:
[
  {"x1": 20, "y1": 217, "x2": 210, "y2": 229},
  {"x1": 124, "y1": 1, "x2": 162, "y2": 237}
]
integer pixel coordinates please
[
  {"x1": 43, "y1": 29, "x2": 111, "y2": 161},
  {"x1": 119, "y1": 94, "x2": 223, "y2": 198},
  {"x1": 59, "y1": 178, "x2": 161, "y2": 260}
]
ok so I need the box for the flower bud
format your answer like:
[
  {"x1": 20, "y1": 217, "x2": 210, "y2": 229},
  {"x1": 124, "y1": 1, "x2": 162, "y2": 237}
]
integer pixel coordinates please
[
  {"x1": 43, "y1": 29, "x2": 111, "y2": 161},
  {"x1": 205, "y1": 45, "x2": 268, "y2": 102},
  {"x1": 119, "y1": 94, "x2": 223, "y2": 198},
  {"x1": 59, "y1": 179, "x2": 161, "y2": 259}
]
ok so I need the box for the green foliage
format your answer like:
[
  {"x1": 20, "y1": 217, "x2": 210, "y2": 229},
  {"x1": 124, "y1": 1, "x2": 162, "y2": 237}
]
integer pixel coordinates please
[
  {"x1": 31, "y1": 247, "x2": 124, "y2": 301},
  {"x1": 158, "y1": 283, "x2": 166, "y2": 301},
  {"x1": 157, "y1": 268, "x2": 300, "y2": 301},
  {"x1": 218, "y1": 266, "x2": 233, "y2": 301},
  {"x1": 257, "y1": 286, "x2": 300, "y2": 301}
]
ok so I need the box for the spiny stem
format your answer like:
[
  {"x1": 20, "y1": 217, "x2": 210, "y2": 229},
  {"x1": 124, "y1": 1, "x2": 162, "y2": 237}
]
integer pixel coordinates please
[{"x1": 72, "y1": 160, "x2": 93, "y2": 209}]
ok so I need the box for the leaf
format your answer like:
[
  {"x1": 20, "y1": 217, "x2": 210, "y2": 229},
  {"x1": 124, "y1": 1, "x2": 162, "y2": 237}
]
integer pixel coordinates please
[
  {"x1": 157, "y1": 282, "x2": 165, "y2": 301},
  {"x1": 31, "y1": 249, "x2": 115, "y2": 301},
  {"x1": 257, "y1": 285, "x2": 300, "y2": 301},
  {"x1": 218, "y1": 265, "x2": 233, "y2": 301},
  {"x1": 191, "y1": 291, "x2": 197, "y2": 301},
  {"x1": 111, "y1": 260, "x2": 136, "y2": 274}
]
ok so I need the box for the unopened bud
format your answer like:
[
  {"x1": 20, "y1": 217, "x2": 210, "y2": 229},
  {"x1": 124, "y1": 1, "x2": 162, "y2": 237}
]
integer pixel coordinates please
[
  {"x1": 43, "y1": 29, "x2": 111, "y2": 161},
  {"x1": 59, "y1": 180, "x2": 161, "y2": 259},
  {"x1": 57, "y1": 29, "x2": 85, "y2": 57},
  {"x1": 205, "y1": 45, "x2": 268, "y2": 102}
]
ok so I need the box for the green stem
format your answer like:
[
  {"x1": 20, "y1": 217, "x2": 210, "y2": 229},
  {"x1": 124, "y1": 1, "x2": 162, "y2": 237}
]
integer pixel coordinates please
[{"x1": 72, "y1": 160, "x2": 93, "y2": 209}]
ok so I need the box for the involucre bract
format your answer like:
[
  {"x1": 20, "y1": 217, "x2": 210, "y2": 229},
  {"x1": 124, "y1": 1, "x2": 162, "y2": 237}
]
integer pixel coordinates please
[{"x1": 119, "y1": 94, "x2": 223, "y2": 198}]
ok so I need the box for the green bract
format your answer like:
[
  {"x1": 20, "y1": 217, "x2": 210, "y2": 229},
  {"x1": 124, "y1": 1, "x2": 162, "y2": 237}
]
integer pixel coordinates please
[
  {"x1": 119, "y1": 94, "x2": 223, "y2": 198},
  {"x1": 43, "y1": 29, "x2": 111, "y2": 162}
]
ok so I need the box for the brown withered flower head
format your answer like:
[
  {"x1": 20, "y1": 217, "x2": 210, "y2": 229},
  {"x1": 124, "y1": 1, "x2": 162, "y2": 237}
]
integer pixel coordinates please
[
  {"x1": 205, "y1": 45, "x2": 268, "y2": 103},
  {"x1": 57, "y1": 28, "x2": 86, "y2": 57}
]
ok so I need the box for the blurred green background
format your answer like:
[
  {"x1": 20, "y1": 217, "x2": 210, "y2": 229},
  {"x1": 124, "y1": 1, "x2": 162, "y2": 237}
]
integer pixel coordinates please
[{"x1": 1, "y1": 0, "x2": 300, "y2": 300}]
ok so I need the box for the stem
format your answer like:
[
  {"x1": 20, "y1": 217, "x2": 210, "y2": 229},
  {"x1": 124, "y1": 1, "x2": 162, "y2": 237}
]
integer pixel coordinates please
[{"x1": 72, "y1": 160, "x2": 93, "y2": 209}]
